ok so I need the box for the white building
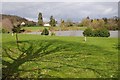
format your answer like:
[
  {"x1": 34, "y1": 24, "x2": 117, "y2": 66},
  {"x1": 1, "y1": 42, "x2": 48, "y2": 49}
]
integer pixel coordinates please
[
  {"x1": 44, "y1": 23, "x2": 50, "y2": 27},
  {"x1": 21, "y1": 22, "x2": 25, "y2": 26}
]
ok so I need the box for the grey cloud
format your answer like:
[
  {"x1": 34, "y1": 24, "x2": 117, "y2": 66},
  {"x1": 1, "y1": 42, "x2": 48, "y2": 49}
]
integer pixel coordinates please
[
  {"x1": 1, "y1": 0, "x2": 119, "y2": 2},
  {"x1": 2, "y1": 2, "x2": 118, "y2": 22}
]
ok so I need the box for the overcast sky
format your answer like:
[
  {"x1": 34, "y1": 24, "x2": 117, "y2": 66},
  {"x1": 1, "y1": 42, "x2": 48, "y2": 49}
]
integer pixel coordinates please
[{"x1": 2, "y1": 2, "x2": 118, "y2": 22}]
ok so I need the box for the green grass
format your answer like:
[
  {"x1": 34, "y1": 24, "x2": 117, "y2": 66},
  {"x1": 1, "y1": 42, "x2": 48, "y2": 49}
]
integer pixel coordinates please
[
  {"x1": 22, "y1": 26, "x2": 87, "y2": 32},
  {"x1": 2, "y1": 34, "x2": 119, "y2": 78},
  {"x1": 22, "y1": 26, "x2": 48, "y2": 32}
]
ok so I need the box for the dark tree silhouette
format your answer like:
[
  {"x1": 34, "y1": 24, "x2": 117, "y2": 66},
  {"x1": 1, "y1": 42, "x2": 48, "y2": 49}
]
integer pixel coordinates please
[
  {"x1": 49, "y1": 16, "x2": 56, "y2": 27},
  {"x1": 38, "y1": 12, "x2": 43, "y2": 26}
]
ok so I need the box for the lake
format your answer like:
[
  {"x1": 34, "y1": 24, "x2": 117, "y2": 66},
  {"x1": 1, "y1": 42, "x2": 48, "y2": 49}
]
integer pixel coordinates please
[{"x1": 26, "y1": 30, "x2": 118, "y2": 38}]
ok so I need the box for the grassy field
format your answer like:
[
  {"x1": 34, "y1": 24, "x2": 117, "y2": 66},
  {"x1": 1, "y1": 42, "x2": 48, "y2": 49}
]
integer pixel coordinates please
[
  {"x1": 22, "y1": 26, "x2": 87, "y2": 32},
  {"x1": 2, "y1": 34, "x2": 119, "y2": 78}
]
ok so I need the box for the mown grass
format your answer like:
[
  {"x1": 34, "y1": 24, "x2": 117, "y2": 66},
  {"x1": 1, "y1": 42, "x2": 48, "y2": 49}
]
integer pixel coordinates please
[
  {"x1": 2, "y1": 34, "x2": 119, "y2": 78},
  {"x1": 22, "y1": 26, "x2": 87, "y2": 32}
]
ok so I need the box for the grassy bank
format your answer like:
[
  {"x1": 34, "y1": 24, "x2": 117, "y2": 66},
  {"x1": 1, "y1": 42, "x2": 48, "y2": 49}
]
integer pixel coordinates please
[
  {"x1": 2, "y1": 34, "x2": 118, "y2": 78},
  {"x1": 22, "y1": 26, "x2": 87, "y2": 32}
]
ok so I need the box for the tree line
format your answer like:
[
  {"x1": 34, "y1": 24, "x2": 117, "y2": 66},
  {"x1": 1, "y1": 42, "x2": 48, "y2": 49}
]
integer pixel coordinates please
[
  {"x1": 38, "y1": 12, "x2": 119, "y2": 30},
  {"x1": 80, "y1": 16, "x2": 119, "y2": 30},
  {"x1": 38, "y1": 12, "x2": 57, "y2": 27},
  {"x1": 1, "y1": 12, "x2": 119, "y2": 34}
]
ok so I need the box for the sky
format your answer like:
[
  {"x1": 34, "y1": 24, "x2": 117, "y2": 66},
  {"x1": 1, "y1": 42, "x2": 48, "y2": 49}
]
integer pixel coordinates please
[
  {"x1": 1, "y1": 0, "x2": 119, "y2": 2},
  {"x1": 1, "y1": 2, "x2": 118, "y2": 22}
]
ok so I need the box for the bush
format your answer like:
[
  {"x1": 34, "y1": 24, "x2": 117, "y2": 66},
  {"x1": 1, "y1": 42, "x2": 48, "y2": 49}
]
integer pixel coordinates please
[
  {"x1": 83, "y1": 28, "x2": 93, "y2": 37},
  {"x1": 83, "y1": 28, "x2": 110, "y2": 37},
  {"x1": 94, "y1": 28, "x2": 110, "y2": 37},
  {"x1": 51, "y1": 32, "x2": 56, "y2": 36},
  {"x1": 2, "y1": 29, "x2": 6, "y2": 33},
  {"x1": 12, "y1": 24, "x2": 21, "y2": 33},
  {"x1": 93, "y1": 29, "x2": 99, "y2": 37},
  {"x1": 1, "y1": 29, "x2": 8, "y2": 33},
  {"x1": 41, "y1": 28, "x2": 49, "y2": 35}
]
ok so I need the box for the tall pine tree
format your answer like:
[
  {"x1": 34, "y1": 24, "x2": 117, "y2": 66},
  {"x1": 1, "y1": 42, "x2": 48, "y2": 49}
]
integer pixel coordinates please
[
  {"x1": 49, "y1": 16, "x2": 56, "y2": 27},
  {"x1": 38, "y1": 12, "x2": 43, "y2": 26}
]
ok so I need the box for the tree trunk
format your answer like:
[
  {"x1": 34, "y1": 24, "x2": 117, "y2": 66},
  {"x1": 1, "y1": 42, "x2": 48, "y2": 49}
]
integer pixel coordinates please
[{"x1": 15, "y1": 33, "x2": 19, "y2": 47}]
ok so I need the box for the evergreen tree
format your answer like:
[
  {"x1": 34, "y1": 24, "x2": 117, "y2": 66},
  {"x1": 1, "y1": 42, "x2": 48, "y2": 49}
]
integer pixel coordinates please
[
  {"x1": 38, "y1": 12, "x2": 43, "y2": 26},
  {"x1": 41, "y1": 28, "x2": 49, "y2": 35},
  {"x1": 49, "y1": 16, "x2": 56, "y2": 27}
]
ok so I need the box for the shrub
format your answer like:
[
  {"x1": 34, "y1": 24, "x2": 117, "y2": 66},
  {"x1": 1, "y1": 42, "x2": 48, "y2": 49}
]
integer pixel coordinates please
[
  {"x1": 83, "y1": 28, "x2": 110, "y2": 37},
  {"x1": 83, "y1": 28, "x2": 93, "y2": 37},
  {"x1": 41, "y1": 28, "x2": 49, "y2": 35},
  {"x1": 2, "y1": 29, "x2": 7, "y2": 33},
  {"x1": 93, "y1": 29, "x2": 100, "y2": 37},
  {"x1": 51, "y1": 32, "x2": 56, "y2": 36},
  {"x1": 94, "y1": 28, "x2": 110, "y2": 37},
  {"x1": 12, "y1": 24, "x2": 21, "y2": 33}
]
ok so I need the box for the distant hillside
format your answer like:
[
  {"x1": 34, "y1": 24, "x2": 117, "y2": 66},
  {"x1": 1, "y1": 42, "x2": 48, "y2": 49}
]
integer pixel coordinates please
[{"x1": 0, "y1": 14, "x2": 36, "y2": 33}]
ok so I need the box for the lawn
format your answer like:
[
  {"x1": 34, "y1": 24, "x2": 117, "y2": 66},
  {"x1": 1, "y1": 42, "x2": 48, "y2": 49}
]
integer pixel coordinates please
[
  {"x1": 2, "y1": 34, "x2": 119, "y2": 78},
  {"x1": 22, "y1": 26, "x2": 87, "y2": 32},
  {"x1": 22, "y1": 26, "x2": 48, "y2": 32}
]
